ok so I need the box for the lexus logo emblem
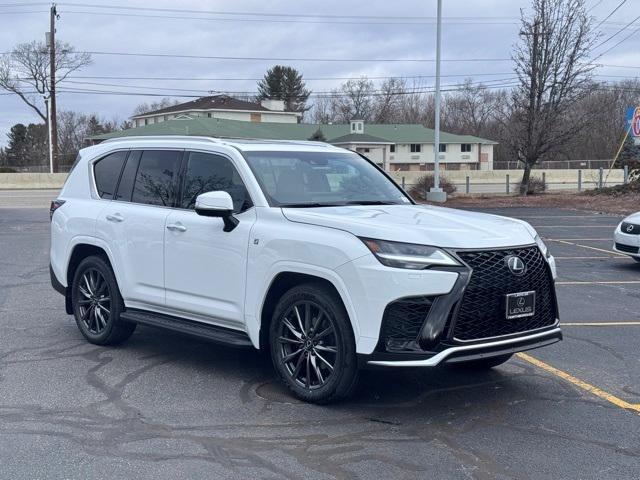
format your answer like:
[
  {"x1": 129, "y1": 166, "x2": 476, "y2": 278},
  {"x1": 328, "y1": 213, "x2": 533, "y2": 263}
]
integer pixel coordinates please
[
  {"x1": 506, "y1": 256, "x2": 526, "y2": 276},
  {"x1": 627, "y1": 224, "x2": 635, "y2": 233}
]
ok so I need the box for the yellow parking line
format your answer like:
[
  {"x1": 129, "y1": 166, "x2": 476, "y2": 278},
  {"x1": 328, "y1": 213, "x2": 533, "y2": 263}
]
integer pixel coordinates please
[
  {"x1": 556, "y1": 280, "x2": 640, "y2": 285},
  {"x1": 547, "y1": 239, "x2": 626, "y2": 257},
  {"x1": 516, "y1": 353, "x2": 640, "y2": 415},
  {"x1": 561, "y1": 322, "x2": 640, "y2": 326}
]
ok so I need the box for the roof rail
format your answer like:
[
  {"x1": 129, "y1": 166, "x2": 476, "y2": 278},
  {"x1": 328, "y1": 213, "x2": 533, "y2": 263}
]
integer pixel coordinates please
[{"x1": 102, "y1": 135, "x2": 222, "y2": 144}]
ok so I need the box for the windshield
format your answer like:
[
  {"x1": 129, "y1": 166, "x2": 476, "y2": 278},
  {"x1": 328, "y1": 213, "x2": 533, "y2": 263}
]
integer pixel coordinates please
[{"x1": 243, "y1": 150, "x2": 411, "y2": 207}]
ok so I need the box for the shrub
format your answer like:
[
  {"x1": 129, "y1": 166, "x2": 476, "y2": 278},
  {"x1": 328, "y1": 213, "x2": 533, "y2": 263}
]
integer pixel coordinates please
[
  {"x1": 0, "y1": 167, "x2": 17, "y2": 173},
  {"x1": 526, "y1": 176, "x2": 546, "y2": 195},
  {"x1": 408, "y1": 174, "x2": 457, "y2": 201}
]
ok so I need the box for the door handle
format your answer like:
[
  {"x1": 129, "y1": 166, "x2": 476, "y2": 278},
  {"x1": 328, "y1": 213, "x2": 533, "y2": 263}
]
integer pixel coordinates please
[
  {"x1": 166, "y1": 223, "x2": 187, "y2": 232},
  {"x1": 106, "y1": 213, "x2": 124, "y2": 222}
]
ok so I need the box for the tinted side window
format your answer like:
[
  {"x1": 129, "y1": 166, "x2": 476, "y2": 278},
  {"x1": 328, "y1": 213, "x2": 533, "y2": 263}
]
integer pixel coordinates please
[
  {"x1": 181, "y1": 152, "x2": 252, "y2": 213},
  {"x1": 114, "y1": 150, "x2": 141, "y2": 202},
  {"x1": 94, "y1": 151, "x2": 128, "y2": 199},
  {"x1": 131, "y1": 150, "x2": 182, "y2": 206}
]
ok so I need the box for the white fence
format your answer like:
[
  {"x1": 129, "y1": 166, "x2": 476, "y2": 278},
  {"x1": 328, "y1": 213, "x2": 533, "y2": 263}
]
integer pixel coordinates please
[{"x1": 390, "y1": 168, "x2": 626, "y2": 195}]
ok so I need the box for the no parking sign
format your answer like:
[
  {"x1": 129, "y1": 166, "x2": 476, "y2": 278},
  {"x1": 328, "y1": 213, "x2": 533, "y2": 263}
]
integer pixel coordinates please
[{"x1": 626, "y1": 106, "x2": 640, "y2": 145}]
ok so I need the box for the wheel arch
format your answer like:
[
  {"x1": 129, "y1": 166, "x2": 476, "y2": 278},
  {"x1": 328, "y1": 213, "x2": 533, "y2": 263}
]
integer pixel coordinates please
[
  {"x1": 257, "y1": 269, "x2": 359, "y2": 352},
  {"x1": 65, "y1": 240, "x2": 120, "y2": 314}
]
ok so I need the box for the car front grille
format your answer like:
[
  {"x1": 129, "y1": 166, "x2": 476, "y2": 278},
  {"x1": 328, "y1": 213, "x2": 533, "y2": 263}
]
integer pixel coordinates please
[
  {"x1": 379, "y1": 296, "x2": 434, "y2": 352},
  {"x1": 452, "y1": 246, "x2": 557, "y2": 342},
  {"x1": 615, "y1": 242, "x2": 639, "y2": 254},
  {"x1": 621, "y1": 222, "x2": 640, "y2": 235}
]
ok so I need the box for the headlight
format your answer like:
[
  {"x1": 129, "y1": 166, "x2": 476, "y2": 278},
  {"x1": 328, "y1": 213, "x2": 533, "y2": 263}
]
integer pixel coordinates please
[
  {"x1": 535, "y1": 234, "x2": 551, "y2": 259},
  {"x1": 360, "y1": 238, "x2": 460, "y2": 269}
]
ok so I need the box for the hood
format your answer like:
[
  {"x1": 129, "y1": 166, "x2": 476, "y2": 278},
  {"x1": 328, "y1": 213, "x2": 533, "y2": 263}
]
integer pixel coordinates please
[
  {"x1": 624, "y1": 212, "x2": 640, "y2": 224},
  {"x1": 282, "y1": 204, "x2": 536, "y2": 249}
]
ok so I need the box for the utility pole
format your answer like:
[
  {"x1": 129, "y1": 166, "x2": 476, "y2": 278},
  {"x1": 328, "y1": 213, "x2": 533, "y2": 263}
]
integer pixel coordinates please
[
  {"x1": 48, "y1": 3, "x2": 59, "y2": 172},
  {"x1": 44, "y1": 96, "x2": 53, "y2": 174},
  {"x1": 427, "y1": 0, "x2": 446, "y2": 203}
]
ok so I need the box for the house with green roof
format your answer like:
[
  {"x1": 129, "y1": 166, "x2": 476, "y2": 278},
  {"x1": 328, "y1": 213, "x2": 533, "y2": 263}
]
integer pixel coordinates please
[{"x1": 92, "y1": 116, "x2": 497, "y2": 171}]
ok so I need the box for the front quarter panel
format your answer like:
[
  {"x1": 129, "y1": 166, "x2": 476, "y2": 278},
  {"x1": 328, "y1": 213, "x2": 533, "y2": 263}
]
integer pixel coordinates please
[{"x1": 245, "y1": 208, "x2": 369, "y2": 348}]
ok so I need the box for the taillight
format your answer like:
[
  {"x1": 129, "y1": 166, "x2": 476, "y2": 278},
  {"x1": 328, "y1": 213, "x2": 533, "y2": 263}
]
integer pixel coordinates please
[{"x1": 50, "y1": 199, "x2": 66, "y2": 221}]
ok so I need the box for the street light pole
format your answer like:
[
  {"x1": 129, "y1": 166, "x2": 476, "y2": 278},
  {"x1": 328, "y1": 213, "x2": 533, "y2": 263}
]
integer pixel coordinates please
[{"x1": 427, "y1": 0, "x2": 447, "y2": 203}]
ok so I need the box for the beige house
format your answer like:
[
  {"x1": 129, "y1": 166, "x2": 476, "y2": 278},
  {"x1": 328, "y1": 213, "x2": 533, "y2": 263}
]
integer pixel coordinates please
[
  {"x1": 131, "y1": 95, "x2": 300, "y2": 127},
  {"x1": 96, "y1": 117, "x2": 497, "y2": 171}
]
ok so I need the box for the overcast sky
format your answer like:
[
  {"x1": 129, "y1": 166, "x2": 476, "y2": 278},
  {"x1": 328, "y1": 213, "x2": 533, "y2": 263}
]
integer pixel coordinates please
[{"x1": 0, "y1": 0, "x2": 638, "y2": 146}]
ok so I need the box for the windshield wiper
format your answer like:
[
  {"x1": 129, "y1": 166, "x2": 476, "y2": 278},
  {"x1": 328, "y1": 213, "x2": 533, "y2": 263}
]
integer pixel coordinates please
[
  {"x1": 341, "y1": 200, "x2": 401, "y2": 206},
  {"x1": 279, "y1": 202, "x2": 347, "y2": 208}
]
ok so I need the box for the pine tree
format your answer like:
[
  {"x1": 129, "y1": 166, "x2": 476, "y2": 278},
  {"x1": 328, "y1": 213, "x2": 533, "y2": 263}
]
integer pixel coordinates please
[
  {"x1": 257, "y1": 65, "x2": 311, "y2": 113},
  {"x1": 308, "y1": 128, "x2": 327, "y2": 142}
]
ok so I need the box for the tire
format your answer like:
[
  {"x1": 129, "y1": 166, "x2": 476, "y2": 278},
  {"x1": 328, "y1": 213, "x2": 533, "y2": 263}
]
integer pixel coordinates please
[
  {"x1": 633, "y1": 257, "x2": 640, "y2": 263},
  {"x1": 71, "y1": 255, "x2": 136, "y2": 345},
  {"x1": 452, "y1": 353, "x2": 513, "y2": 370},
  {"x1": 269, "y1": 283, "x2": 359, "y2": 404}
]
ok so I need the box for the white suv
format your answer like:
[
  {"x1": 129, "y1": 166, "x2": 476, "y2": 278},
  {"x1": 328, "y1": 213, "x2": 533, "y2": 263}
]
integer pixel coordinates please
[{"x1": 50, "y1": 136, "x2": 562, "y2": 403}]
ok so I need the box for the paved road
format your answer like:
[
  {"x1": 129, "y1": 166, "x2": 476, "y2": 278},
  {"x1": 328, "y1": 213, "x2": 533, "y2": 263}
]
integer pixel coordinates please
[{"x1": 0, "y1": 202, "x2": 639, "y2": 479}]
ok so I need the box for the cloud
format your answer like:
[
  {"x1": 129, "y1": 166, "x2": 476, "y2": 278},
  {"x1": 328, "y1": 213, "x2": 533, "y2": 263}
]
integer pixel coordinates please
[{"x1": 0, "y1": 0, "x2": 637, "y2": 146}]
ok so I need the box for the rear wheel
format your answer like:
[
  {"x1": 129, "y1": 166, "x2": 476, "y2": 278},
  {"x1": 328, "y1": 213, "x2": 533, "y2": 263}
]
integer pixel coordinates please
[
  {"x1": 269, "y1": 283, "x2": 358, "y2": 404},
  {"x1": 452, "y1": 354, "x2": 513, "y2": 370},
  {"x1": 71, "y1": 255, "x2": 136, "y2": 345}
]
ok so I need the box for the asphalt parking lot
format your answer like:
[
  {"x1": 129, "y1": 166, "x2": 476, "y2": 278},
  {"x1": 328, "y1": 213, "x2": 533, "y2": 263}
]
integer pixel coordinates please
[{"x1": 1, "y1": 190, "x2": 639, "y2": 479}]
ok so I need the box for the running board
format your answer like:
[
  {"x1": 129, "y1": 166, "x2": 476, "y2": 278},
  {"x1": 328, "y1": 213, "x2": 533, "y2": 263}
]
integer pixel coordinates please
[{"x1": 120, "y1": 309, "x2": 253, "y2": 348}]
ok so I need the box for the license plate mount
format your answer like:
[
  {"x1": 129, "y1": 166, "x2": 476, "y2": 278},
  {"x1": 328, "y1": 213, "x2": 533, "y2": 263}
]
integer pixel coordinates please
[{"x1": 505, "y1": 291, "x2": 535, "y2": 319}]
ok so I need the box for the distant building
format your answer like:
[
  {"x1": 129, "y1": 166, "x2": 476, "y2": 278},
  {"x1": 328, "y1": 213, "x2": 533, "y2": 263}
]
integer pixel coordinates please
[
  {"x1": 130, "y1": 95, "x2": 301, "y2": 127},
  {"x1": 95, "y1": 117, "x2": 497, "y2": 171}
]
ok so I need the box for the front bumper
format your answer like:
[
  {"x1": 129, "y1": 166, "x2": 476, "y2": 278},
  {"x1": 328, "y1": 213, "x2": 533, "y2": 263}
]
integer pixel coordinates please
[
  {"x1": 613, "y1": 227, "x2": 640, "y2": 256},
  {"x1": 363, "y1": 327, "x2": 562, "y2": 367}
]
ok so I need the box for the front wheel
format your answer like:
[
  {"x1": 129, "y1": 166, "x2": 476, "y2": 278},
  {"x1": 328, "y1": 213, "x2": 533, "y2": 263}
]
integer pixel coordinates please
[{"x1": 269, "y1": 283, "x2": 359, "y2": 404}]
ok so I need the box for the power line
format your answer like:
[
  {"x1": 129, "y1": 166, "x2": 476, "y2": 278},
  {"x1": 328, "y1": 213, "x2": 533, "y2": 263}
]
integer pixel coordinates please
[
  {"x1": 77, "y1": 50, "x2": 512, "y2": 63},
  {"x1": 593, "y1": 24, "x2": 640, "y2": 61},
  {"x1": 57, "y1": 3, "x2": 513, "y2": 21},
  {"x1": 592, "y1": 14, "x2": 640, "y2": 52},
  {"x1": 61, "y1": 10, "x2": 520, "y2": 26},
  {"x1": 594, "y1": 0, "x2": 627, "y2": 29},
  {"x1": 58, "y1": 72, "x2": 515, "y2": 82},
  {"x1": 57, "y1": 76, "x2": 519, "y2": 95}
]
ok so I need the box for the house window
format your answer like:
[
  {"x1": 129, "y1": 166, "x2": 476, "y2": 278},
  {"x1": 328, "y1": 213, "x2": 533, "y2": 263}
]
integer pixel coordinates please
[
  {"x1": 461, "y1": 143, "x2": 472, "y2": 152},
  {"x1": 390, "y1": 145, "x2": 395, "y2": 153},
  {"x1": 439, "y1": 144, "x2": 447, "y2": 153},
  {"x1": 410, "y1": 144, "x2": 421, "y2": 153}
]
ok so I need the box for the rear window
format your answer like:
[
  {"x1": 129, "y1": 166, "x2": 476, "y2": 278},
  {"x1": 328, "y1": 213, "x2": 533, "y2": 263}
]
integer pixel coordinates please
[
  {"x1": 93, "y1": 151, "x2": 128, "y2": 200},
  {"x1": 130, "y1": 150, "x2": 182, "y2": 206}
]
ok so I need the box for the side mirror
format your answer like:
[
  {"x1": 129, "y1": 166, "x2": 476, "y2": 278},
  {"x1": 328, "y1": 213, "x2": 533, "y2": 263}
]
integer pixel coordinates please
[{"x1": 195, "y1": 191, "x2": 239, "y2": 232}]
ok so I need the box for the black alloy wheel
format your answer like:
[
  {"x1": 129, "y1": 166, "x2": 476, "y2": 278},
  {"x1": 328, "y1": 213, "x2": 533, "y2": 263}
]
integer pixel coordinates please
[
  {"x1": 76, "y1": 268, "x2": 112, "y2": 334},
  {"x1": 270, "y1": 283, "x2": 359, "y2": 403},
  {"x1": 277, "y1": 300, "x2": 338, "y2": 390},
  {"x1": 71, "y1": 255, "x2": 136, "y2": 345}
]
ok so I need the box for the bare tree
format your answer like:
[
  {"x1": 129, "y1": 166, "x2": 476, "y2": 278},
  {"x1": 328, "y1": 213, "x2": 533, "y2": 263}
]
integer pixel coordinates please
[
  {"x1": 372, "y1": 78, "x2": 406, "y2": 123},
  {"x1": 0, "y1": 41, "x2": 91, "y2": 121},
  {"x1": 332, "y1": 78, "x2": 375, "y2": 123},
  {"x1": 442, "y1": 79, "x2": 507, "y2": 136},
  {"x1": 509, "y1": 0, "x2": 595, "y2": 194},
  {"x1": 131, "y1": 98, "x2": 180, "y2": 117}
]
